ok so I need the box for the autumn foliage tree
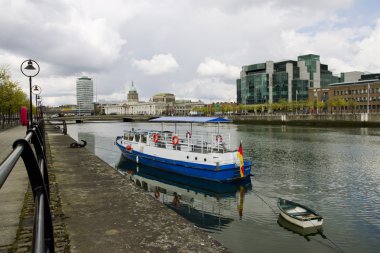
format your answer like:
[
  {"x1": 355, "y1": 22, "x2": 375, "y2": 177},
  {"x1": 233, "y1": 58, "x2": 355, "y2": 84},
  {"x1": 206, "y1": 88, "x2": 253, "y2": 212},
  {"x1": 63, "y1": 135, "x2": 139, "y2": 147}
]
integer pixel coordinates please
[{"x1": 0, "y1": 67, "x2": 29, "y2": 128}]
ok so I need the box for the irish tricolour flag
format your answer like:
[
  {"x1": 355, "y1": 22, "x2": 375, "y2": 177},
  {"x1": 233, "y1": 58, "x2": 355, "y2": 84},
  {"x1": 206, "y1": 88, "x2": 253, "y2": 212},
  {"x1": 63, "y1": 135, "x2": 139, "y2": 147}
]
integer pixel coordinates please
[{"x1": 237, "y1": 141, "x2": 244, "y2": 177}]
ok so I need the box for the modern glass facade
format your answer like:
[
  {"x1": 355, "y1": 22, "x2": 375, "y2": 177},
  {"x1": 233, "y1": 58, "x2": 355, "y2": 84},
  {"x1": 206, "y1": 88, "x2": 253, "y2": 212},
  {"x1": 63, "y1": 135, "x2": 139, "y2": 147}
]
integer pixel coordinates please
[
  {"x1": 239, "y1": 63, "x2": 268, "y2": 104},
  {"x1": 237, "y1": 54, "x2": 340, "y2": 105},
  {"x1": 76, "y1": 76, "x2": 94, "y2": 114}
]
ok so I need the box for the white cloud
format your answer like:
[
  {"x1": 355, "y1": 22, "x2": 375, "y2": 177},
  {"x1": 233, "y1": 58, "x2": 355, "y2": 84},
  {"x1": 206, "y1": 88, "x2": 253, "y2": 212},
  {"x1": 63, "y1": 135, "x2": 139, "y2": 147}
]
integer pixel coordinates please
[
  {"x1": 354, "y1": 19, "x2": 380, "y2": 72},
  {"x1": 0, "y1": 0, "x2": 379, "y2": 106},
  {"x1": 197, "y1": 58, "x2": 240, "y2": 79},
  {"x1": 172, "y1": 78, "x2": 236, "y2": 102},
  {"x1": 132, "y1": 54, "x2": 179, "y2": 75},
  {"x1": 44, "y1": 96, "x2": 76, "y2": 107}
]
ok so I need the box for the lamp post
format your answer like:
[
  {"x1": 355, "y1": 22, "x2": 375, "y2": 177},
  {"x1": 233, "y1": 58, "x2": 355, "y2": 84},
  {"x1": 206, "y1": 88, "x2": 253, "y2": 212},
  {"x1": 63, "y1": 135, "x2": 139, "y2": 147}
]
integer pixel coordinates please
[
  {"x1": 296, "y1": 90, "x2": 298, "y2": 114},
  {"x1": 37, "y1": 95, "x2": 42, "y2": 119},
  {"x1": 32, "y1": 85, "x2": 42, "y2": 119},
  {"x1": 367, "y1": 83, "x2": 370, "y2": 114},
  {"x1": 21, "y1": 59, "x2": 40, "y2": 128},
  {"x1": 314, "y1": 88, "x2": 319, "y2": 114}
]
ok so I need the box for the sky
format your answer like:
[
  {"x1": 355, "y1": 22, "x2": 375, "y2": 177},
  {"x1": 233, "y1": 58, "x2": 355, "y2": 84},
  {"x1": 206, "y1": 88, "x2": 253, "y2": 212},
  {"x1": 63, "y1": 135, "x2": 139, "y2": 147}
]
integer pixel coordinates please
[{"x1": 1, "y1": 0, "x2": 380, "y2": 106}]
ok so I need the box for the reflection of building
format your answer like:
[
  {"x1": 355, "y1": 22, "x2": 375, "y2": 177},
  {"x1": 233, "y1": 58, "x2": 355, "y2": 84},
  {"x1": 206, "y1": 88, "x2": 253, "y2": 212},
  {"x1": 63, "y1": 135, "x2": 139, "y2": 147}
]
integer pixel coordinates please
[
  {"x1": 237, "y1": 54, "x2": 340, "y2": 105},
  {"x1": 103, "y1": 83, "x2": 204, "y2": 115},
  {"x1": 76, "y1": 76, "x2": 94, "y2": 114}
]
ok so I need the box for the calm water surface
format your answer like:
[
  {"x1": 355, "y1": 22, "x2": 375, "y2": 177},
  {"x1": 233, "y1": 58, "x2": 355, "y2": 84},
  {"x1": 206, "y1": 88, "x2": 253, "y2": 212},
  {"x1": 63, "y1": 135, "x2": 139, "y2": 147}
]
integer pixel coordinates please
[{"x1": 67, "y1": 122, "x2": 380, "y2": 253}]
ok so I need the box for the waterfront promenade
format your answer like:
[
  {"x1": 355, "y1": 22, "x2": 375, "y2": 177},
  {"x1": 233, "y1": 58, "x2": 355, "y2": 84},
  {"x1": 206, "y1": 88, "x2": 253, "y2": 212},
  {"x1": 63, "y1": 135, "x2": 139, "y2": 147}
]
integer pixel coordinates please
[{"x1": 0, "y1": 124, "x2": 230, "y2": 252}]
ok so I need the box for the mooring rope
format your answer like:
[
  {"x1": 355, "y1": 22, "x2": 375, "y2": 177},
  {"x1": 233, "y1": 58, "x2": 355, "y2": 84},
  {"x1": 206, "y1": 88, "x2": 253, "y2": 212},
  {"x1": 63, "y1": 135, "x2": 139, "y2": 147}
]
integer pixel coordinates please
[
  {"x1": 251, "y1": 189, "x2": 278, "y2": 216},
  {"x1": 251, "y1": 188, "x2": 346, "y2": 253}
]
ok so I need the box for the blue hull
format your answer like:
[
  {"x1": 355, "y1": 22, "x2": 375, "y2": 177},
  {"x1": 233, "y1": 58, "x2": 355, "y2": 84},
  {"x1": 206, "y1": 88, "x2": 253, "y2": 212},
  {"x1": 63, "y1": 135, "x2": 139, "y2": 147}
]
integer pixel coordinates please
[
  {"x1": 116, "y1": 143, "x2": 252, "y2": 182},
  {"x1": 116, "y1": 156, "x2": 252, "y2": 197}
]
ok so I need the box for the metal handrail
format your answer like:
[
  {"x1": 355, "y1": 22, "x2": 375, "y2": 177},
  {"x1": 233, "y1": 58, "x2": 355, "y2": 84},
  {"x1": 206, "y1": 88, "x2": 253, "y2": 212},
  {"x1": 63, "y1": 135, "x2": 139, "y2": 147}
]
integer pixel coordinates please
[{"x1": 0, "y1": 119, "x2": 55, "y2": 253}]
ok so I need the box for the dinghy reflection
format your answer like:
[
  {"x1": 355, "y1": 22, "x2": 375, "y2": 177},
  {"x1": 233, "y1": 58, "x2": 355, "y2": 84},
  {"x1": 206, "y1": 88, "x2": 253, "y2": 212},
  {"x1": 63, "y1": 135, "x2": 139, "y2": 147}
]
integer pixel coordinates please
[{"x1": 116, "y1": 156, "x2": 252, "y2": 232}]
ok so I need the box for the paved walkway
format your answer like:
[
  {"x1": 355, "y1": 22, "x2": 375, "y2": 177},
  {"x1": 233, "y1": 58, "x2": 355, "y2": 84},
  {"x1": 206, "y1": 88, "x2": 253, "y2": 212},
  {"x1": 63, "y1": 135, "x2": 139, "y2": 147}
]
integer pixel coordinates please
[
  {"x1": 46, "y1": 125, "x2": 230, "y2": 252},
  {"x1": 0, "y1": 126, "x2": 29, "y2": 250},
  {"x1": 0, "y1": 125, "x2": 230, "y2": 252}
]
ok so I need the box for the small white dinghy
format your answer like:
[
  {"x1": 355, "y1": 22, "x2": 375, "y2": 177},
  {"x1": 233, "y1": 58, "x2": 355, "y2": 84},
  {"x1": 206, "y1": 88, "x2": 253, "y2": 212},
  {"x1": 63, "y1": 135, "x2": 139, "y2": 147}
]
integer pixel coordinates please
[{"x1": 278, "y1": 198, "x2": 323, "y2": 228}]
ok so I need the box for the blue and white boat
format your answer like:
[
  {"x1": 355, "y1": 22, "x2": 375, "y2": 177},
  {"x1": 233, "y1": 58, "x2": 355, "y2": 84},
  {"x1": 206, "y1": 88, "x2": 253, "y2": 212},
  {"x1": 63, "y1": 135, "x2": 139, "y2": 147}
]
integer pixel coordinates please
[{"x1": 115, "y1": 117, "x2": 252, "y2": 182}]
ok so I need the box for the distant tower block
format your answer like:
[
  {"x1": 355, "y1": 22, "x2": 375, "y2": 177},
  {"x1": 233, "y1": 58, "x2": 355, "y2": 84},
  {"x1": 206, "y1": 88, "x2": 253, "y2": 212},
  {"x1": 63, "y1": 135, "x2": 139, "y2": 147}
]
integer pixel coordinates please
[{"x1": 76, "y1": 76, "x2": 94, "y2": 114}]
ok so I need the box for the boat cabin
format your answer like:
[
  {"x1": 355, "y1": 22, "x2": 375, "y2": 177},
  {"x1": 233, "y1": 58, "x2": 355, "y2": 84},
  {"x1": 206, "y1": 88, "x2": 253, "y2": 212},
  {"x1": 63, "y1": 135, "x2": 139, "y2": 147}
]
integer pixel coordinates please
[{"x1": 123, "y1": 129, "x2": 231, "y2": 154}]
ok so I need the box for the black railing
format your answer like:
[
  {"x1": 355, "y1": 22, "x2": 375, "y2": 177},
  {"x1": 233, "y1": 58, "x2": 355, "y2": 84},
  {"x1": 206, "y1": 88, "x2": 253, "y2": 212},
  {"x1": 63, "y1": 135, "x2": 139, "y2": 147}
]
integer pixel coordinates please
[{"x1": 0, "y1": 119, "x2": 54, "y2": 253}]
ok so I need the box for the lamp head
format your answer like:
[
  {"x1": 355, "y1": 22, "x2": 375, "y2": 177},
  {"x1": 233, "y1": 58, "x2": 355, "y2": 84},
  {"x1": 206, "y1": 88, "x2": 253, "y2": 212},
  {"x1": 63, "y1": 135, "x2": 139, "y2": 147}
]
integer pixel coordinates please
[{"x1": 24, "y1": 60, "x2": 36, "y2": 70}]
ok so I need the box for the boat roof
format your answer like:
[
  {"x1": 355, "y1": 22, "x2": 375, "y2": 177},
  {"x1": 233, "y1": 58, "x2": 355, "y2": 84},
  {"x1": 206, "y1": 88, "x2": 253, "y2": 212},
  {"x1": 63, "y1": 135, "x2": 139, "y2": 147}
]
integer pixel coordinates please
[{"x1": 149, "y1": 116, "x2": 232, "y2": 123}]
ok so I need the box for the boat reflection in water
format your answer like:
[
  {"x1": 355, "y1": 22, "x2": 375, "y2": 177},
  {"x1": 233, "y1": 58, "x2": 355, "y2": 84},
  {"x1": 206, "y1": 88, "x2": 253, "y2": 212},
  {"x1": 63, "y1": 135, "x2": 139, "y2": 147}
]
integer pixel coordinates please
[
  {"x1": 116, "y1": 156, "x2": 252, "y2": 232},
  {"x1": 277, "y1": 215, "x2": 324, "y2": 241}
]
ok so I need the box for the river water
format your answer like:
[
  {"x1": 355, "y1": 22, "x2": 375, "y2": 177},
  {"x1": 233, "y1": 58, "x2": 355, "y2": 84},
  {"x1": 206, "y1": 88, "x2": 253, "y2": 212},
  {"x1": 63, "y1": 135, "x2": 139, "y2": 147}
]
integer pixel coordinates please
[{"x1": 66, "y1": 122, "x2": 380, "y2": 253}]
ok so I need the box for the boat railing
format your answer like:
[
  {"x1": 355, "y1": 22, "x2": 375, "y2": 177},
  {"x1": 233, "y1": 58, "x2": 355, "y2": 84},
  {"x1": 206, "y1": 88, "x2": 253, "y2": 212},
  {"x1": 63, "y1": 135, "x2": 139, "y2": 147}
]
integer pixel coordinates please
[{"x1": 146, "y1": 130, "x2": 231, "y2": 154}]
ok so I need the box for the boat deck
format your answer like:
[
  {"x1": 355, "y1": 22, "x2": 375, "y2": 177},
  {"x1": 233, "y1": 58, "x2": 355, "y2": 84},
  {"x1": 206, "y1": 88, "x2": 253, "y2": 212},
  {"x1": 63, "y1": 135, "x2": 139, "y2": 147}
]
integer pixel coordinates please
[{"x1": 122, "y1": 129, "x2": 234, "y2": 154}]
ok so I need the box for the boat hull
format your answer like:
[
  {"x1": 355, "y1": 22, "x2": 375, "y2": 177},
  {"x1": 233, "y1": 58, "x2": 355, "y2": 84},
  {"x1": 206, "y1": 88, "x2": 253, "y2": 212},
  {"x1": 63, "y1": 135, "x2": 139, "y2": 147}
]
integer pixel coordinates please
[
  {"x1": 279, "y1": 211, "x2": 323, "y2": 228},
  {"x1": 116, "y1": 142, "x2": 252, "y2": 182},
  {"x1": 278, "y1": 198, "x2": 323, "y2": 228}
]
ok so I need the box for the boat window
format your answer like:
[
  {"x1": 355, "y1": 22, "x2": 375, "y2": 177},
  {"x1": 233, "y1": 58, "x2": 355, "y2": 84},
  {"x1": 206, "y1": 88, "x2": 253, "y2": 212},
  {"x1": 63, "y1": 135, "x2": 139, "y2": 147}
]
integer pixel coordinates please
[
  {"x1": 141, "y1": 135, "x2": 147, "y2": 143},
  {"x1": 135, "y1": 134, "x2": 140, "y2": 142},
  {"x1": 128, "y1": 134, "x2": 133, "y2": 141},
  {"x1": 124, "y1": 133, "x2": 128, "y2": 139}
]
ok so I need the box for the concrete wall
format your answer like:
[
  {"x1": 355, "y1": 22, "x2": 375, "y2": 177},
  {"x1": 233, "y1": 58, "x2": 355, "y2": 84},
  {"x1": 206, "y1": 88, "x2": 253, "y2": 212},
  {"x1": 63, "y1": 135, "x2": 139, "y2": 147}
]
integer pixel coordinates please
[{"x1": 230, "y1": 113, "x2": 380, "y2": 127}]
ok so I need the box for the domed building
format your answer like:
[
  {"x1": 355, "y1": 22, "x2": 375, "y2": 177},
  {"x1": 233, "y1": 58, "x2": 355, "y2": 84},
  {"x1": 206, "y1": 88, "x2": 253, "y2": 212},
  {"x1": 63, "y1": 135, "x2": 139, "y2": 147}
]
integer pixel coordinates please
[
  {"x1": 152, "y1": 93, "x2": 175, "y2": 103},
  {"x1": 104, "y1": 83, "x2": 204, "y2": 115},
  {"x1": 127, "y1": 82, "x2": 139, "y2": 102}
]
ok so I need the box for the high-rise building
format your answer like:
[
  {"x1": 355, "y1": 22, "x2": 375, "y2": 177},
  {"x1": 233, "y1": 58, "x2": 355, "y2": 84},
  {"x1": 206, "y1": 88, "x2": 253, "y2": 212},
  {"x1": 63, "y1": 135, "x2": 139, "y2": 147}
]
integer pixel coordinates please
[
  {"x1": 237, "y1": 54, "x2": 340, "y2": 105},
  {"x1": 76, "y1": 76, "x2": 94, "y2": 114}
]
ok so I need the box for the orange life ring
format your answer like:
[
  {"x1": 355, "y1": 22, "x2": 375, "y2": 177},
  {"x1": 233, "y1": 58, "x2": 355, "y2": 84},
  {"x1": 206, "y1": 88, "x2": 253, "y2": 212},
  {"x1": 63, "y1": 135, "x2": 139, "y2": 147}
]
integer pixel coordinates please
[
  {"x1": 216, "y1": 134, "x2": 223, "y2": 142},
  {"x1": 126, "y1": 145, "x2": 132, "y2": 152},
  {"x1": 186, "y1": 131, "x2": 192, "y2": 139},
  {"x1": 172, "y1": 135, "x2": 179, "y2": 145},
  {"x1": 152, "y1": 133, "x2": 159, "y2": 143}
]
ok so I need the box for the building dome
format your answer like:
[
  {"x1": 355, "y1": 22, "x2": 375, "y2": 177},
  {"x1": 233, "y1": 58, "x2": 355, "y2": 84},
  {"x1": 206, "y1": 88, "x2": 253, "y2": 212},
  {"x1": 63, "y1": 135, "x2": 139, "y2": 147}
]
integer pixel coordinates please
[
  {"x1": 127, "y1": 82, "x2": 139, "y2": 102},
  {"x1": 129, "y1": 83, "x2": 137, "y2": 92}
]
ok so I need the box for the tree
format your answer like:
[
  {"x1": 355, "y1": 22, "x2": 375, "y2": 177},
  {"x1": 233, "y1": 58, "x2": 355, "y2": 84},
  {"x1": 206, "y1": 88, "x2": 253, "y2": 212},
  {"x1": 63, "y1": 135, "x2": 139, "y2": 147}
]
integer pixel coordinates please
[
  {"x1": 0, "y1": 67, "x2": 29, "y2": 127},
  {"x1": 347, "y1": 99, "x2": 358, "y2": 114},
  {"x1": 317, "y1": 101, "x2": 325, "y2": 113},
  {"x1": 336, "y1": 98, "x2": 347, "y2": 114}
]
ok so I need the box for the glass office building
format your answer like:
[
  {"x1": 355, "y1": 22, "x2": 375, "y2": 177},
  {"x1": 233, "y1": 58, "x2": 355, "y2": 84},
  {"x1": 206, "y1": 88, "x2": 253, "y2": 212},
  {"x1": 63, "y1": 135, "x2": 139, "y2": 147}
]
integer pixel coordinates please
[
  {"x1": 76, "y1": 76, "x2": 94, "y2": 114},
  {"x1": 237, "y1": 54, "x2": 340, "y2": 105}
]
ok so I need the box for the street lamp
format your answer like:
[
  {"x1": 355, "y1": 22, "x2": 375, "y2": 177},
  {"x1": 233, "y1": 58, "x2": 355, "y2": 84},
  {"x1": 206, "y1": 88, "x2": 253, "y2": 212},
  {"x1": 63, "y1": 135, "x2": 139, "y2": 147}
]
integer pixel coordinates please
[
  {"x1": 367, "y1": 83, "x2": 370, "y2": 114},
  {"x1": 32, "y1": 85, "x2": 42, "y2": 119},
  {"x1": 296, "y1": 90, "x2": 298, "y2": 114},
  {"x1": 21, "y1": 59, "x2": 40, "y2": 128},
  {"x1": 314, "y1": 88, "x2": 319, "y2": 114}
]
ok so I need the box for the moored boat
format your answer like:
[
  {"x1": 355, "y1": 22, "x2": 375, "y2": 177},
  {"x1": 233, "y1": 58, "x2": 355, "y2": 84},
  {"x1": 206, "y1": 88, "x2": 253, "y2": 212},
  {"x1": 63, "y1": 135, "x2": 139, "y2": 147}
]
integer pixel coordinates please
[
  {"x1": 277, "y1": 198, "x2": 323, "y2": 228},
  {"x1": 115, "y1": 116, "x2": 252, "y2": 182}
]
